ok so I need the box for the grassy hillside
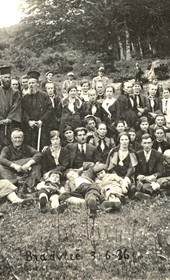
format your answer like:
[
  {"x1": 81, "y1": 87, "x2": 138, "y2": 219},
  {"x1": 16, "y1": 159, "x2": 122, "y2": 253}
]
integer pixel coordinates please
[{"x1": 0, "y1": 194, "x2": 170, "y2": 280}]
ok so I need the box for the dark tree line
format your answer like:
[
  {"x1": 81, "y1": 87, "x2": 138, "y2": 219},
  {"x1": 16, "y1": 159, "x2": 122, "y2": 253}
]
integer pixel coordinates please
[
  {"x1": 0, "y1": 0, "x2": 170, "y2": 73},
  {"x1": 18, "y1": 0, "x2": 170, "y2": 59}
]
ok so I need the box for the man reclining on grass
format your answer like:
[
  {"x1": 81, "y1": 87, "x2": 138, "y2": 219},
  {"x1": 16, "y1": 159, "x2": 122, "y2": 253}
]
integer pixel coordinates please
[
  {"x1": 93, "y1": 163, "x2": 127, "y2": 212},
  {"x1": 59, "y1": 163, "x2": 102, "y2": 218}
]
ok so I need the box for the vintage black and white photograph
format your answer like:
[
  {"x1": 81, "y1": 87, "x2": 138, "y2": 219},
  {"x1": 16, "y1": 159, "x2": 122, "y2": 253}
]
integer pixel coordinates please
[{"x1": 0, "y1": 0, "x2": 170, "y2": 279}]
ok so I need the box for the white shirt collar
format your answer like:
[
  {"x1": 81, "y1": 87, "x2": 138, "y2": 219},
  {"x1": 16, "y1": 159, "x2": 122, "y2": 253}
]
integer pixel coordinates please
[
  {"x1": 144, "y1": 149, "x2": 152, "y2": 158},
  {"x1": 78, "y1": 143, "x2": 86, "y2": 152}
]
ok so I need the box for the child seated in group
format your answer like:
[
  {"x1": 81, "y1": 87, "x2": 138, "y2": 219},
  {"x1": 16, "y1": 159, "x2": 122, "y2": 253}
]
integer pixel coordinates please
[
  {"x1": 93, "y1": 163, "x2": 129, "y2": 212},
  {"x1": 60, "y1": 164, "x2": 102, "y2": 217},
  {"x1": 157, "y1": 149, "x2": 170, "y2": 196},
  {"x1": 36, "y1": 170, "x2": 66, "y2": 214}
]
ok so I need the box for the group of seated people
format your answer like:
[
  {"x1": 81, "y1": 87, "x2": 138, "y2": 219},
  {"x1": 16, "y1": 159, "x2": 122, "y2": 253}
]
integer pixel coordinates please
[{"x1": 0, "y1": 65, "x2": 170, "y2": 218}]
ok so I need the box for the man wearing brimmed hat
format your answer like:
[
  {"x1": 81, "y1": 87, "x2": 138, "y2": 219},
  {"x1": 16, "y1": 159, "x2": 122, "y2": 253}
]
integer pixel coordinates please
[
  {"x1": 92, "y1": 66, "x2": 109, "y2": 89},
  {"x1": 22, "y1": 71, "x2": 53, "y2": 150},
  {"x1": 62, "y1": 72, "x2": 77, "y2": 91},
  {"x1": 0, "y1": 66, "x2": 21, "y2": 150}
]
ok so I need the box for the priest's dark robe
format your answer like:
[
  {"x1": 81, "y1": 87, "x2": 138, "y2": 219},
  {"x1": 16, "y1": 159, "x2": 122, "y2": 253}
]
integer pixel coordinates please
[
  {"x1": 22, "y1": 91, "x2": 53, "y2": 150},
  {"x1": 0, "y1": 87, "x2": 21, "y2": 149}
]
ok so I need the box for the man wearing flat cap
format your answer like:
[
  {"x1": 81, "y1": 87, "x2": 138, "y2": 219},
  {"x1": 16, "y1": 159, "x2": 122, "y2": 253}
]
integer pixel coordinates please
[
  {"x1": 0, "y1": 66, "x2": 21, "y2": 150},
  {"x1": 22, "y1": 71, "x2": 53, "y2": 150},
  {"x1": 41, "y1": 70, "x2": 58, "y2": 93},
  {"x1": 92, "y1": 67, "x2": 109, "y2": 89}
]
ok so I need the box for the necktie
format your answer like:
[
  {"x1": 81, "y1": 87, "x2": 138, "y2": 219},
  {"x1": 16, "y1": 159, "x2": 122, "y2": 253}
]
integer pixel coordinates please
[
  {"x1": 81, "y1": 144, "x2": 85, "y2": 154},
  {"x1": 136, "y1": 95, "x2": 140, "y2": 107},
  {"x1": 145, "y1": 152, "x2": 150, "y2": 162}
]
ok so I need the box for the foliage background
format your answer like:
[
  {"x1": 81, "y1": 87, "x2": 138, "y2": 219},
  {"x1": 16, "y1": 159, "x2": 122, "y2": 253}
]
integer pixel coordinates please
[{"x1": 0, "y1": 0, "x2": 170, "y2": 79}]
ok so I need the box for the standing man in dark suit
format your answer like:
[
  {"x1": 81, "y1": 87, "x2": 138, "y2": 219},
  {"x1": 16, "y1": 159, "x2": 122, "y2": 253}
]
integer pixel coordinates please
[
  {"x1": 45, "y1": 82, "x2": 61, "y2": 131},
  {"x1": 135, "y1": 134, "x2": 164, "y2": 199},
  {"x1": 66, "y1": 127, "x2": 98, "y2": 170}
]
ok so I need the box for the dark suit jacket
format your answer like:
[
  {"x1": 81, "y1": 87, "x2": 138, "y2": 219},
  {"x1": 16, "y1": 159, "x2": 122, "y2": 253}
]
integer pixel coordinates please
[
  {"x1": 42, "y1": 146, "x2": 70, "y2": 174},
  {"x1": 158, "y1": 98, "x2": 170, "y2": 115},
  {"x1": 135, "y1": 94, "x2": 150, "y2": 113},
  {"x1": 158, "y1": 98, "x2": 163, "y2": 113},
  {"x1": 48, "y1": 96, "x2": 61, "y2": 130},
  {"x1": 147, "y1": 97, "x2": 159, "y2": 113},
  {"x1": 82, "y1": 101, "x2": 102, "y2": 120},
  {"x1": 136, "y1": 149, "x2": 164, "y2": 178},
  {"x1": 110, "y1": 94, "x2": 138, "y2": 128},
  {"x1": 152, "y1": 140, "x2": 170, "y2": 153},
  {"x1": 66, "y1": 143, "x2": 98, "y2": 168}
]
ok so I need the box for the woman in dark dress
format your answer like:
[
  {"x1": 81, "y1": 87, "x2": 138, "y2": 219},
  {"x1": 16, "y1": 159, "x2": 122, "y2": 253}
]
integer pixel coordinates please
[
  {"x1": 42, "y1": 130, "x2": 70, "y2": 176},
  {"x1": 106, "y1": 132, "x2": 138, "y2": 190},
  {"x1": 58, "y1": 85, "x2": 83, "y2": 133}
]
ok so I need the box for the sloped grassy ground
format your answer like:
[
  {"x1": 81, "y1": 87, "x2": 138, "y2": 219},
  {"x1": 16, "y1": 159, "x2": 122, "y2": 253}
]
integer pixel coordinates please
[{"x1": 0, "y1": 195, "x2": 170, "y2": 280}]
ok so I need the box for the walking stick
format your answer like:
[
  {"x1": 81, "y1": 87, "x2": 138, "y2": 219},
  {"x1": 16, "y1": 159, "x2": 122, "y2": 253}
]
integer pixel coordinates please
[
  {"x1": 37, "y1": 126, "x2": 42, "y2": 151},
  {"x1": 4, "y1": 124, "x2": 8, "y2": 146}
]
